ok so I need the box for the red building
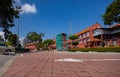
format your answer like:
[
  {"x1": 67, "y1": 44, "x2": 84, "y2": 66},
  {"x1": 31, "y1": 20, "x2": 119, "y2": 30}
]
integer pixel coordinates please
[
  {"x1": 93, "y1": 23, "x2": 120, "y2": 47},
  {"x1": 25, "y1": 43, "x2": 37, "y2": 52},
  {"x1": 51, "y1": 37, "x2": 56, "y2": 49},
  {"x1": 75, "y1": 23, "x2": 102, "y2": 48},
  {"x1": 69, "y1": 23, "x2": 120, "y2": 48}
]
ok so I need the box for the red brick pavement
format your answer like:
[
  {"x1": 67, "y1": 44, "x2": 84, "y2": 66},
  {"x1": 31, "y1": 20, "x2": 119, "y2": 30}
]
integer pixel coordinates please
[{"x1": 3, "y1": 52, "x2": 120, "y2": 77}]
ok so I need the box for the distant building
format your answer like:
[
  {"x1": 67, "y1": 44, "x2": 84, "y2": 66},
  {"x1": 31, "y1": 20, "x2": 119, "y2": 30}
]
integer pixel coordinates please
[
  {"x1": 25, "y1": 43, "x2": 37, "y2": 52},
  {"x1": 56, "y1": 33, "x2": 68, "y2": 50},
  {"x1": 20, "y1": 38, "x2": 29, "y2": 48}
]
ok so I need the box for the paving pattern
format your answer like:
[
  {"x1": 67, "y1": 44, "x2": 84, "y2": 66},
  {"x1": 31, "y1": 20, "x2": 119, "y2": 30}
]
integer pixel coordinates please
[{"x1": 3, "y1": 52, "x2": 120, "y2": 77}]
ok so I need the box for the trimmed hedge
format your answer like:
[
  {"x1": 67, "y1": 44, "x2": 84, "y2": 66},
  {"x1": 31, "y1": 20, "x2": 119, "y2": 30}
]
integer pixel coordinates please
[{"x1": 68, "y1": 46, "x2": 120, "y2": 52}]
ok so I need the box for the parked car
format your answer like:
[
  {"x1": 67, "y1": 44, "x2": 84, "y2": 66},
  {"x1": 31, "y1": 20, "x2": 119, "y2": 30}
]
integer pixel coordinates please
[{"x1": 0, "y1": 44, "x2": 16, "y2": 55}]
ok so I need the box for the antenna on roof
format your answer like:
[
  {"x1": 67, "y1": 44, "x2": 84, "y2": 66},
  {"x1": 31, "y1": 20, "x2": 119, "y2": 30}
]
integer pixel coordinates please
[{"x1": 69, "y1": 21, "x2": 72, "y2": 36}]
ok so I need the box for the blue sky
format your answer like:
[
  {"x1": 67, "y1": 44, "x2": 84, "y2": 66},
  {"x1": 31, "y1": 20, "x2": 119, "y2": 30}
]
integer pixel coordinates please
[{"x1": 10, "y1": 0, "x2": 113, "y2": 40}]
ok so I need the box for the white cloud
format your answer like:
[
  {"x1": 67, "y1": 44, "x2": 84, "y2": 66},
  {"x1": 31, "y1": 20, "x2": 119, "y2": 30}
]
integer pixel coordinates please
[{"x1": 21, "y1": 3, "x2": 37, "y2": 14}]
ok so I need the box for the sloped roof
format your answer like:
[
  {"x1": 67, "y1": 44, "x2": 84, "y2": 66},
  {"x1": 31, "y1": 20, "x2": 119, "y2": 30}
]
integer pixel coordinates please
[
  {"x1": 110, "y1": 23, "x2": 120, "y2": 28},
  {"x1": 76, "y1": 23, "x2": 102, "y2": 36}
]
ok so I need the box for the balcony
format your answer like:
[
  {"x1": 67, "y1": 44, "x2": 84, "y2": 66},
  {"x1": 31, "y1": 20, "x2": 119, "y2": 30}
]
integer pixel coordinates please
[
  {"x1": 93, "y1": 28, "x2": 112, "y2": 36},
  {"x1": 93, "y1": 29, "x2": 102, "y2": 36}
]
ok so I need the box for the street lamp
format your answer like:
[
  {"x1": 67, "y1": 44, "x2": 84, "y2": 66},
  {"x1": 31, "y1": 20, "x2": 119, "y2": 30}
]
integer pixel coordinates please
[
  {"x1": 15, "y1": 6, "x2": 22, "y2": 48},
  {"x1": 16, "y1": 15, "x2": 19, "y2": 48}
]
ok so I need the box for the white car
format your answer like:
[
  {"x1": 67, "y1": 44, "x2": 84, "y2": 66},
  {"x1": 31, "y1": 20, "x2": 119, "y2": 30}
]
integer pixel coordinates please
[{"x1": 0, "y1": 44, "x2": 16, "y2": 55}]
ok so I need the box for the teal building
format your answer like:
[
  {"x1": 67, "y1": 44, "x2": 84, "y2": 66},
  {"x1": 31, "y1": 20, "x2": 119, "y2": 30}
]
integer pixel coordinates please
[{"x1": 56, "y1": 33, "x2": 68, "y2": 51}]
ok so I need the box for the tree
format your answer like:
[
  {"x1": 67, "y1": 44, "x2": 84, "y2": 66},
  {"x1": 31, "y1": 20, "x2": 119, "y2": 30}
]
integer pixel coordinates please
[
  {"x1": 0, "y1": 0, "x2": 20, "y2": 40},
  {"x1": 72, "y1": 42, "x2": 78, "y2": 47},
  {"x1": 39, "y1": 33, "x2": 45, "y2": 42},
  {"x1": 69, "y1": 35, "x2": 78, "y2": 40},
  {"x1": 36, "y1": 42, "x2": 44, "y2": 51},
  {"x1": 26, "y1": 31, "x2": 44, "y2": 43},
  {"x1": 102, "y1": 0, "x2": 120, "y2": 25},
  {"x1": 43, "y1": 39, "x2": 54, "y2": 49},
  {"x1": 0, "y1": 0, "x2": 20, "y2": 41},
  {"x1": 7, "y1": 33, "x2": 18, "y2": 47},
  {"x1": 69, "y1": 35, "x2": 78, "y2": 47}
]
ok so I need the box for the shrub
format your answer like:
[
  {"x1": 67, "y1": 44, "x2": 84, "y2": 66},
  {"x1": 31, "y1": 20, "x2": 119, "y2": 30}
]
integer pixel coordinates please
[{"x1": 68, "y1": 46, "x2": 120, "y2": 52}]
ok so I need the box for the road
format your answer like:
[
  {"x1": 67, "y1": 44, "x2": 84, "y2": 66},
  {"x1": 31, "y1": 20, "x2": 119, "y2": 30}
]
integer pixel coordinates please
[
  {"x1": 2, "y1": 52, "x2": 120, "y2": 77},
  {"x1": 0, "y1": 55, "x2": 16, "y2": 77}
]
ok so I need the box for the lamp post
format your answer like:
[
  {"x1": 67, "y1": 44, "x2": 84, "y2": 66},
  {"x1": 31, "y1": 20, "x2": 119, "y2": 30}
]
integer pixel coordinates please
[
  {"x1": 16, "y1": 16, "x2": 19, "y2": 48},
  {"x1": 15, "y1": 6, "x2": 22, "y2": 49}
]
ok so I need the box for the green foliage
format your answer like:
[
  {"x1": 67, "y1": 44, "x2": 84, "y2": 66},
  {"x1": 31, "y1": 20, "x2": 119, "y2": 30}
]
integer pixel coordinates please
[
  {"x1": 72, "y1": 42, "x2": 78, "y2": 46},
  {"x1": 44, "y1": 39, "x2": 54, "y2": 46},
  {"x1": 69, "y1": 46, "x2": 120, "y2": 52},
  {"x1": 5, "y1": 42, "x2": 12, "y2": 46},
  {"x1": 69, "y1": 35, "x2": 78, "y2": 40},
  {"x1": 102, "y1": 0, "x2": 120, "y2": 25},
  {"x1": 69, "y1": 35, "x2": 78, "y2": 47},
  {"x1": 36, "y1": 42, "x2": 44, "y2": 50},
  {"x1": 7, "y1": 33, "x2": 18, "y2": 47},
  {"x1": 26, "y1": 31, "x2": 44, "y2": 42},
  {"x1": 0, "y1": 0, "x2": 20, "y2": 40}
]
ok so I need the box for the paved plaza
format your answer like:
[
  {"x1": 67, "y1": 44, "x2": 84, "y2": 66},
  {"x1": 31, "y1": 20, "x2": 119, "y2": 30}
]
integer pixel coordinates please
[{"x1": 2, "y1": 52, "x2": 120, "y2": 77}]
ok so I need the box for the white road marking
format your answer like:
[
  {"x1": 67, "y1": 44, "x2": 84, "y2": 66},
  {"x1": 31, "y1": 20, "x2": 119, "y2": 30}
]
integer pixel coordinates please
[
  {"x1": 87, "y1": 59, "x2": 120, "y2": 61},
  {"x1": 54, "y1": 58, "x2": 120, "y2": 62},
  {"x1": 54, "y1": 58, "x2": 83, "y2": 62}
]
